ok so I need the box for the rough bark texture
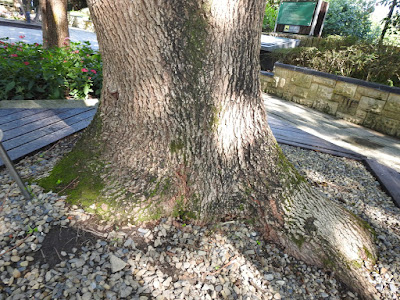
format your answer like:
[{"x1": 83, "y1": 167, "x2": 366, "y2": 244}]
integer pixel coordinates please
[
  {"x1": 40, "y1": 0, "x2": 69, "y2": 48},
  {"x1": 52, "y1": 0, "x2": 378, "y2": 298}
]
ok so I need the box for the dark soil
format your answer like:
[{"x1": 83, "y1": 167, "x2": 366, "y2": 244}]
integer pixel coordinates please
[{"x1": 33, "y1": 225, "x2": 97, "y2": 268}]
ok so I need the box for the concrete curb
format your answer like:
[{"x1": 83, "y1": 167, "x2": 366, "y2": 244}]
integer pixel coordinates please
[
  {"x1": 0, "y1": 17, "x2": 41, "y2": 30},
  {"x1": 0, "y1": 99, "x2": 99, "y2": 109}
]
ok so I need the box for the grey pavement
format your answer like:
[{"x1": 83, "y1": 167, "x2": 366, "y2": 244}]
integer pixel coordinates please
[
  {"x1": 1, "y1": 22, "x2": 398, "y2": 173},
  {"x1": 263, "y1": 93, "x2": 400, "y2": 173},
  {"x1": 0, "y1": 20, "x2": 98, "y2": 50}
]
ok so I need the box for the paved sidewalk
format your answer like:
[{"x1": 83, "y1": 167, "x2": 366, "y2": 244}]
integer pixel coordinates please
[
  {"x1": 0, "y1": 18, "x2": 98, "y2": 49},
  {"x1": 263, "y1": 93, "x2": 400, "y2": 173}
]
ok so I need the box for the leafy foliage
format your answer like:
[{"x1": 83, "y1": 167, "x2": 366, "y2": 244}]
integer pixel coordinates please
[
  {"x1": 262, "y1": 3, "x2": 278, "y2": 32},
  {"x1": 323, "y1": 0, "x2": 377, "y2": 40},
  {"x1": 0, "y1": 37, "x2": 102, "y2": 100},
  {"x1": 272, "y1": 37, "x2": 400, "y2": 87}
]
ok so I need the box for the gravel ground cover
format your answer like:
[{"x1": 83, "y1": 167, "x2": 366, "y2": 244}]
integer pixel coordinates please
[{"x1": 0, "y1": 133, "x2": 399, "y2": 300}]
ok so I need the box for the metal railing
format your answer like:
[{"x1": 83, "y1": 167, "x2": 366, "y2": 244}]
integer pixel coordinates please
[{"x1": 0, "y1": 129, "x2": 31, "y2": 200}]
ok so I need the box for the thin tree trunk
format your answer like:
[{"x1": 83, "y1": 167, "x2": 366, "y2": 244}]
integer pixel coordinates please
[
  {"x1": 33, "y1": 5, "x2": 41, "y2": 23},
  {"x1": 44, "y1": 1, "x2": 378, "y2": 298},
  {"x1": 40, "y1": 0, "x2": 69, "y2": 48},
  {"x1": 380, "y1": 0, "x2": 398, "y2": 43}
]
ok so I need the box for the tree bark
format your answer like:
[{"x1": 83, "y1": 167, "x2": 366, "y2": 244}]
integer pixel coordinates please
[
  {"x1": 380, "y1": 0, "x2": 398, "y2": 43},
  {"x1": 40, "y1": 0, "x2": 69, "y2": 48},
  {"x1": 47, "y1": 0, "x2": 378, "y2": 298}
]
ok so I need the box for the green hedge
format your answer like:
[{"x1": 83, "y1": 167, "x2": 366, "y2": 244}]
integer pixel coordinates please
[{"x1": 272, "y1": 37, "x2": 400, "y2": 88}]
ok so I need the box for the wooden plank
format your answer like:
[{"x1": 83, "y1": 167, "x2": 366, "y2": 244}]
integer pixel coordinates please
[
  {"x1": 276, "y1": 137, "x2": 365, "y2": 160},
  {"x1": 0, "y1": 108, "x2": 67, "y2": 132},
  {"x1": 270, "y1": 124, "x2": 305, "y2": 134},
  {"x1": 2, "y1": 109, "x2": 95, "y2": 151},
  {"x1": 364, "y1": 159, "x2": 400, "y2": 208},
  {"x1": 273, "y1": 128, "x2": 363, "y2": 158},
  {"x1": 1, "y1": 108, "x2": 93, "y2": 141},
  {"x1": 275, "y1": 135, "x2": 350, "y2": 154},
  {"x1": 0, "y1": 118, "x2": 92, "y2": 166},
  {"x1": 273, "y1": 130, "x2": 339, "y2": 150},
  {"x1": 0, "y1": 109, "x2": 48, "y2": 125},
  {"x1": 0, "y1": 108, "x2": 27, "y2": 118}
]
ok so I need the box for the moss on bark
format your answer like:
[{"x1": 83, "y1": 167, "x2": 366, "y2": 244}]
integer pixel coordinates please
[{"x1": 38, "y1": 115, "x2": 104, "y2": 207}]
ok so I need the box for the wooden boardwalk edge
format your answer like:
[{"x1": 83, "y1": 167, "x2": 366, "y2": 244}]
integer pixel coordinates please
[{"x1": 364, "y1": 159, "x2": 400, "y2": 208}]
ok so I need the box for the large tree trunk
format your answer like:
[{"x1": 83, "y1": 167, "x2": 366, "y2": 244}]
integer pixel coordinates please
[
  {"x1": 40, "y1": 0, "x2": 69, "y2": 48},
  {"x1": 44, "y1": 0, "x2": 378, "y2": 298}
]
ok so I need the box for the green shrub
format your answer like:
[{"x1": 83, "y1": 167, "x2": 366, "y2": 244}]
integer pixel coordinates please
[
  {"x1": 262, "y1": 4, "x2": 278, "y2": 32},
  {"x1": 272, "y1": 40, "x2": 400, "y2": 87},
  {"x1": 0, "y1": 37, "x2": 102, "y2": 100}
]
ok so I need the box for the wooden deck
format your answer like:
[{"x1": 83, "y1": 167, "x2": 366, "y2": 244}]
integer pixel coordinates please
[
  {"x1": 0, "y1": 107, "x2": 399, "y2": 206},
  {"x1": 0, "y1": 107, "x2": 96, "y2": 164}
]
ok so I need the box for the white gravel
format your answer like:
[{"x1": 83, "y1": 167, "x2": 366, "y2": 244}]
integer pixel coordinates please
[{"x1": 0, "y1": 134, "x2": 399, "y2": 299}]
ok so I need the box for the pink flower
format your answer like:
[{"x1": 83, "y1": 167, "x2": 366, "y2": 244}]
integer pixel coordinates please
[
  {"x1": 63, "y1": 60, "x2": 67, "y2": 63},
  {"x1": 10, "y1": 54, "x2": 18, "y2": 57},
  {"x1": 81, "y1": 68, "x2": 88, "y2": 72},
  {"x1": 11, "y1": 43, "x2": 15, "y2": 46},
  {"x1": 34, "y1": 43, "x2": 39, "y2": 46},
  {"x1": 74, "y1": 50, "x2": 79, "y2": 54},
  {"x1": 64, "y1": 37, "x2": 70, "y2": 41},
  {"x1": 23, "y1": 62, "x2": 29, "y2": 65},
  {"x1": 17, "y1": 48, "x2": 22, "y2": 51},
  {"x1": 19, "y1": 35, "x2": 25, "y2": 39},
  {"x1": 87, "y1": 54, "x2": 90, "y2": 57},
  {"x1": 88, "y1": 77, "x2": 92, "y2": 80},
  {"x1": 90, "y1": 69, "x2": 97, "y2": 74},
  {"x1": 81, "y1": 60, "x2": 84, "y2": 63}
]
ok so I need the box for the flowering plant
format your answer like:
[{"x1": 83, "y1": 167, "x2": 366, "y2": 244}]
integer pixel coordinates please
[{"x1": 0, "y1": 38, "x2": 102, "y2": 100}]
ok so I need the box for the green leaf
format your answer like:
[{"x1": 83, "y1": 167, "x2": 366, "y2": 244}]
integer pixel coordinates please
[
  {"x1": 83, "y1": 84, "x2": 90, "y2": 96},
  {"x1": 5, "y1": 81, "x2": 15, "y2": 93},
  {"x1": 36, "y1": 86, "x2": 45, "y2": 93},
  {"x1": 28, "y1": 81, "x2": 35, "y2": 91}
]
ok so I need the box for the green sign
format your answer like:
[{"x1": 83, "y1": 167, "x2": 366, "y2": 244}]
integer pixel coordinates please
[{"x1": 276, "y1": 1, "x2": 317, "y2": 26}]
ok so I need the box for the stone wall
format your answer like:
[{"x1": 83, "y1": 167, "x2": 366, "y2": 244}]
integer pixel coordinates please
[
  {"x1": 261, "y1": 63, "x2": 400, "y2": 138},
  {"x1": 68, "y1": 15, "x2": 94, "y2": 32}
]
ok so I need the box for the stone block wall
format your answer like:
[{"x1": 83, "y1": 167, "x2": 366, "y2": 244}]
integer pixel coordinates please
[
  {"x1": 261, "y1": 63, "x2": 400, "y2": 138},
  {"x1": 68, "y1": 15, "x2": 94, "y2": 32}
]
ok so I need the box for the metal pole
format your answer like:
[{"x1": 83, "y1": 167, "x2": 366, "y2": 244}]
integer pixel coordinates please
[{"x1": 0, "y1": 130, "x2": 31, "y2": 200}]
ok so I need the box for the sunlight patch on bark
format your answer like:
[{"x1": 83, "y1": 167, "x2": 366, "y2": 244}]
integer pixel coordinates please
[
  {"x1": 215, "y1": 99, "x2": 254, "y2": 158},
  {"x1": 209, "y1": 0, "x2": 234, "y2": 23}
]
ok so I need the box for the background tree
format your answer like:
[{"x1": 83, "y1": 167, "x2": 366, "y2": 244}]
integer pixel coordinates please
[
  {"x1": 40, "y1": 0, "x2": 69, "y2": 48},
  {"x1": 380, "y1": 0, "x2": 400, "y2": 42},
  {"x1": 323, "y1": 0, "x2": 377, "y2": 39},
  {"x1": 41, "y1": 1, "x2": 378, "y2": 298}
]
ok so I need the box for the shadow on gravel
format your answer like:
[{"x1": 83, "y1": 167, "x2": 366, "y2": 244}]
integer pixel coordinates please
[{"x1": 33, "y1": 225, "x2": 97, "y2": 268}]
